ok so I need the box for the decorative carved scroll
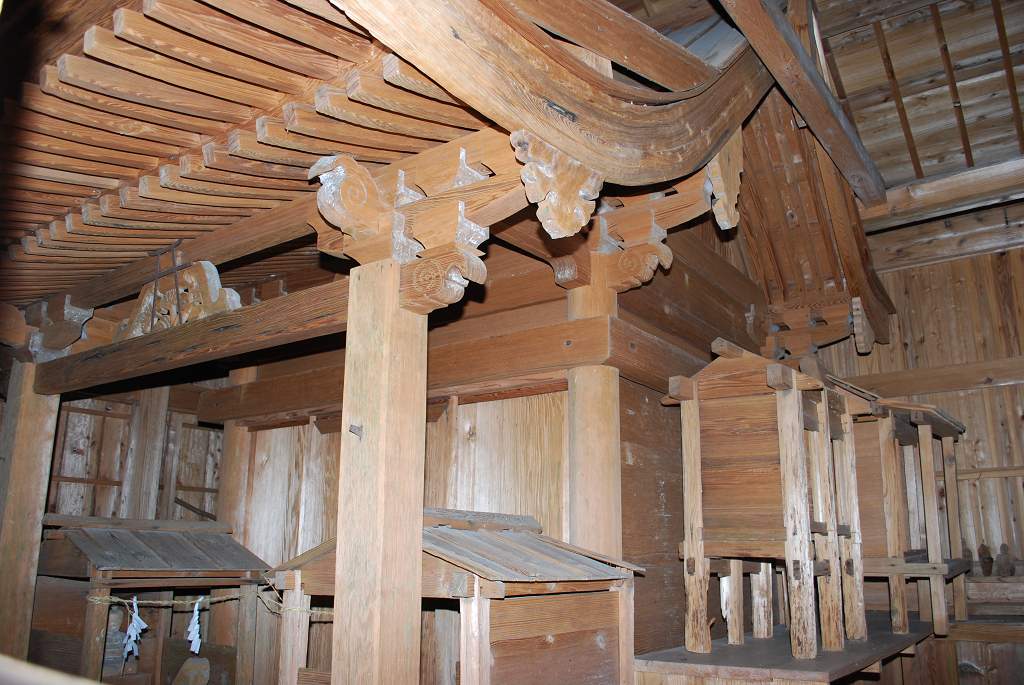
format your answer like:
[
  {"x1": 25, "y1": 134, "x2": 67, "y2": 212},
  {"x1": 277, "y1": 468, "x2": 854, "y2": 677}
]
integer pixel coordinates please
[
  {"x1": 510, "y1": 130, "x2": 604, "y2": 239},
  {"x1": 590, "y1": 204, "x2": 673, "y2": 293},
  {"x1": 706, "y1": 129, "x2": 743, "y2": 230},
  {"x1": 400, "y1": 200, "x2": 488, "y2": 314},
  {"x1": 114, "y1": 261, "x2": 241, "y2": 341}
]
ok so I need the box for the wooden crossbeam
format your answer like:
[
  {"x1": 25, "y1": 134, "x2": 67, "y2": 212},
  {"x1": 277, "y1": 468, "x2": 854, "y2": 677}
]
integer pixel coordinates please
[
  {"x1": 845, "y1": 356, "x2": 1024, "y2": 397},
  {"x1": 719, "y1": 0, "x2": 886, "y2": 206}
]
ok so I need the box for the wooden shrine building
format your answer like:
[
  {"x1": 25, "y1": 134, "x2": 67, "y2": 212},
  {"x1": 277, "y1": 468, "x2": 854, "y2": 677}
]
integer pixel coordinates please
[{"x1": 0, "y1": 0, "x2": 1022, "y2": 682}]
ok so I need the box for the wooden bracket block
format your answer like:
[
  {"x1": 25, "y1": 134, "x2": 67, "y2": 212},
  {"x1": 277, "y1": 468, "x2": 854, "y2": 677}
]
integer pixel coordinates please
[
  {"x1": 711, "y1": 337, "x2": 748, "y2": 359},
  {"x1": 511, "y1": 129, "x2": 603, "y2": 238},
  {"x1": 39, "y1": 294, "x2": 93, "y2": 351},
  {"x1": 662, "y1": 375, "x2": 696, "y2": 405},
  {"x1": 852, "y1": 296, "x2": 875, "y2": 354},
  {"x1": 767, "y1": 363, "x2": 795, "y2": 390},
  {"x1": 706, "y1": 129, "x2": 742, "y2": 230},
  {"x1": 0, "y1": 303, "x2": 36, "y2": 362}
]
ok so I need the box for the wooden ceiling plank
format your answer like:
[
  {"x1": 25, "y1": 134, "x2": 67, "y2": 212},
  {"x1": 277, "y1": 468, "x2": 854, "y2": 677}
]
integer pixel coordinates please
[
  {"x1": 2, "y1": 201, "x2": 74, "y2": 216},
  {"x1": 77, "y1": 206, "x2": 220, "y2": 234},
  {"x1": 57, "y1": 54, "x2": 251, "y2": 124},
  {"x1": 0, "y1": 127, "x2": 158, "y2": 170},
  {"x1": 60, "y1": 215, "x2": 205, "y2": 242},
  {"x1": 0, "y1": 189, "x2": 90, "y2": 208},
  {"x1": 284, "y1": 102, "x2": 437, "y2": 153},
  {"x1": 113, "y1": 9, "x2": 311, "y2": 96},
  {"x1": 0, "y1": 175, "x2": 105, "y2": 198},
  {"x1": 280, "y1": 0, "x2": 370, "y2": 35},
  {"x1": 819, "y1": 37, "x2": 857, "y2": 128},
  {"x1": 382, "y1": 54, "x2": 460, "y2": 105},
  {"x1": 202, "y1": 0, "x2": 372, "y2": 62},
  {"x1": 1, "y1": 211, "x2": 57, "y2": 224},
  {"x1": 1, "y1": 163, "x2": 121, "y2": 190},
  {"x1": 98, "y1": 195, "x2": 238, "y2": 224},
  {"x1": 346, "y1": 68, "x2": 486, "y2": 130},
  {"x1": 203, "y1": 143, "x2": 313, "y2": 180},
  {"x1": 817, "y1": 0, "x2": 936, "y2": 38},
  {"x1": 40, "y1": 66, "x2": 225, "y2": 137},
  {"x1": 929, "y1": 5, "x2": 973, "y2": 168},
  {"x1": 7, "y1": 245, "x2": 136, "y2": 264},
  {"x1": 178, "y1": 155, "x2": 319, "y2": 191},
  {"x1": 1, "y1": 147, "x2": 141, "y2": 181},
  {"x1": 84, "y1": 25, "x2": 282, "y2": 111},
  {"x1": 119, "y1": 187, "x2": 260, "y2": 216},
  {"x1": 315, "y1": 86, "x2": 469, "y2": 141},
  {"x1": 9, "y1": 93, "x2": 182, "y2": 157},
  {"x1": 873, "y1": 22, "x2": 923, "y2": 179},
  {"x1": 860, "y1": 158, "x2": 1024, "y2": 231},
  {"x1": 256, "y1": 117, "x2": 408, "y2": 164},
  {"x1": 143, "y1": 0, "x2": 344, "y2": 81},
  {"x1": 720, "y1": 0, "x2": 886, "y2": 206},
  {"x1": 227, "y1": 130, "x2": 325, "y2": 167},
  {"x1": 990, "y1": 0, "x2": 1024, "y2": 154},
  {"x1": 159, "y1": 166, "x2": 311, "y2": 201},
  {"x1": 508, "y1": 0, "x2": 717, "y2": 92},
  {"x1": 138, "y1": 176, "x2": 283, "y2": 208},
  {"x1": 27, "y1": 233, "x2": 155, "y2": 255}
]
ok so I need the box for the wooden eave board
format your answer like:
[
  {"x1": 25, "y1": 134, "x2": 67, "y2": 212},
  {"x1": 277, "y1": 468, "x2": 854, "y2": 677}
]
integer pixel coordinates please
[{"x1": 64, "y1": 526, "x2": 268, "y2": 573}]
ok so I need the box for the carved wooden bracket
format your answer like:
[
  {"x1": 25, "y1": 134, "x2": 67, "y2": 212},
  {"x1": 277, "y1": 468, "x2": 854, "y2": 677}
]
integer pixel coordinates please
[
  {"x1": 0, "y1": 302, "x2": 36, "y2": 362},
  {"x1": 19, "y1": 295, "x2": 93, "y2": 362},
  {"x1": 510, "y1": 130, "x2": 604, "y2": 239},
  {"x1": 590, "y1": 203, "x2": 673, "y2": 293},
  {"x1": 114, "y1": 261, "x2": 241, "y2": 341},
  {"x1": 706, "y1": 129, "x2": 743, "y2": 231},
  {"x1": 760, "y1": 301, "x2": 854, "y2": 358},
  {"x1": 400, "y1": 200, "x2": 488, "y2": 314}
]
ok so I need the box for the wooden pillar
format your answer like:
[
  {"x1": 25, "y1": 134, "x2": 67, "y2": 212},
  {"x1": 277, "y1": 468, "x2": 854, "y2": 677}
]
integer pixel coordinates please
[
  {"x1": 235, "y1": 587, "x2": 259, "y2": 685},
  {"x1": 118, "y1": 385, "x2": 171, "y2": 519},
  {"x1": 680, "y1": 386, "x2": 710, "y2": 653},
  {"x1": 918, "y1": 425, "x2": 949, "y2": 635},
  {"x1": 942, "y1": 437, "x2": 968, "y2": 621},
  {"x1": 210, "y1": 366, "x2": 258, "y2": 648},
  {"x1": 332, "y1": 259, "x2": 427, "y2": 685},
  {"x1": 832, "y1": 399, "x2": 867, "y2": 641},
  {"x1": 878, "y1": 415, "x2": 909, "y2": 634},
  {"x1": 726, "y1": 559, "x2": 744, "y2": 645},
  {"x1": 809, "y1": 393, "x2": 843, "y2": 651},
  {"x1": 459, "y1": 576, "x2": 490, "y2": 685},
  {"x1": 80, "y1": 587, "x2": 110, "y2": 678},
  {"x1": 751, "y1": 562, "x2": 773, "y2": 639},
  {"x1": 615, "y1": 578, "x2": 634, "y2": 685},
  {"x1": 566, "y1": 277, "x2": 621, "y2": 558},
  {"x1": 0, "y1": 361, "x2": 60, "y2": 659},
  {"x1": 776, "y1": 370, "x2": 816, "y2": 659},
  {"x1": 279, "y1": 571, "x2": 311, "y2": 685}
]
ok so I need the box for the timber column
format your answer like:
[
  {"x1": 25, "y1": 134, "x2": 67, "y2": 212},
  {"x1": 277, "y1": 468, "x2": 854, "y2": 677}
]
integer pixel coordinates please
[
  {"x1": 0, "y1": 361, "x2": 61, "y2": 658},
  {"x1": 312, "y1": 130, "x2": 522, "y2": 684},
  {"x1": 566, "y1": 268, "x2": 622, "y2": 558},
  {"x1": 333, "y1": 259, "x2": 427, "y2": 684}
]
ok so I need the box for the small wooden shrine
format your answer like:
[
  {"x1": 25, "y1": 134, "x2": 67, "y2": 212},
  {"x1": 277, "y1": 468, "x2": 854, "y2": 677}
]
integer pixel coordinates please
[
  {"x1": 30, "y1": 514, "x2": 268, "y2": 682},
  {"x1": 269, "y1": 508, "x2": 639, "y2": 685}
]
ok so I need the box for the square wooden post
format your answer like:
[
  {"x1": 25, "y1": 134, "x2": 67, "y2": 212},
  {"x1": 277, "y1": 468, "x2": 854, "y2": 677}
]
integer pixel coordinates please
[
  {"x1": 832, "y1": 398, "x2": 867, "y2": 641},
  {"x1": 917, "y1": 425, "x2": 949, "y2": 635},
  {"x1": 235, "y1": 586, "x2": 259, "y2": 685},
  {"x1": 0, "y1": 360, "x2": 61, "y2": 659},
  {"x1": 941, "y1": 437, "x2": 968, "y2": 621},
  {"x1": 80, "y1": 587, "x2": 110, "y2": 679},
  {"x1": 725, "y1": 559, "x2": 744, "y2": 645},
  {"x1": 878, "y1": 415, "x2": 909, "y2": 634},
  {"x1": 808, "y1": 391, "x2": 844, "y2": 651},
  {"x1": 459, "y1": 576, "x2": 490, "y2": 685},
  {"x1": 680, "y1": 386, "x2": 710, "y2": 653},
  {"x1": 775, "y1": 367, "x2": 816, "y2": 659},
  {"x1": 751, "y1": 562, "x2": 774, "y2": 639},
  {"x1": 279, "y1": 570, "x2": 311, "y2": 685},
  {"x1": 332, "y1": 259, "x2": 427, "y2": 685},
  {"x1": 615, "y1": 578, "x2": 634, "y2": 685}
]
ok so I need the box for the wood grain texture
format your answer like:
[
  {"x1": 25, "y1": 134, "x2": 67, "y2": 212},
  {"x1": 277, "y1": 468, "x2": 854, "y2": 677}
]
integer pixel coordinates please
[
  {"x1": 332, "y1": 260, "x2": 426, "y2": 685},
  {"x1": 0, "y1": 362, "x2": 61, "y2": 659}
]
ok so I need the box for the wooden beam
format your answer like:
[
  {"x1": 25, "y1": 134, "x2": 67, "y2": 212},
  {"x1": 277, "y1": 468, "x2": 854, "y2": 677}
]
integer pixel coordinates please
[
  {"x1": 334, "y1": 0, "x2": 773, "y2": 185},
  {"x1": 0, "y1": 362, "x2": 61, "y2": 659},
  {"x1": 719, "y1": 0, "x2": 886, "y2": 206},
  {"x1": 34, "y1": 278, "x2": 348, "y2": 395},
  {"x1": 332, "y1": 259, "x2": 426, "y2": 684},
  {"x1": 860, "y1": 158, "x2": 1024, "y2": 232},
  {"x1": 873, "y1": 22, "x2": 922, "y2": 179},
  {"x1": 845, "y1": 356, "x2": 1024, "y2": 397},
  {"x1": 817, "y1": 0, "x2": 936, "y2": 38},
  {"x1": 869, "y1": 201, "x2": 1024, "y2": 274}
]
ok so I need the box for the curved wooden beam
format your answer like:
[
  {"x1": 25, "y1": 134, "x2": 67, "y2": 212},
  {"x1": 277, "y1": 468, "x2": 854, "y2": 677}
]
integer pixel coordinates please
[{"x1": 332, "y1": 0, "x2": 773, "y2": 185}]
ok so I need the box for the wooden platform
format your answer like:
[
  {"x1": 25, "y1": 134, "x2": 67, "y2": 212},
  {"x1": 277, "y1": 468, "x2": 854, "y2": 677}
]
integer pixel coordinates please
[{"x1": 635, "y1": 613, "x2": 932, "y2": 683}]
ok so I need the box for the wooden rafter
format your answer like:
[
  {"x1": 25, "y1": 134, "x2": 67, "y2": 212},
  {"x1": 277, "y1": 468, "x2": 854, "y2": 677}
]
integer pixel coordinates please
[
  {"x1": 873, "y1": 21, "x2": 923, "y2": 179},
  {"x1": 929, "y1": 4, "x2": 973, "y2": 167}
]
